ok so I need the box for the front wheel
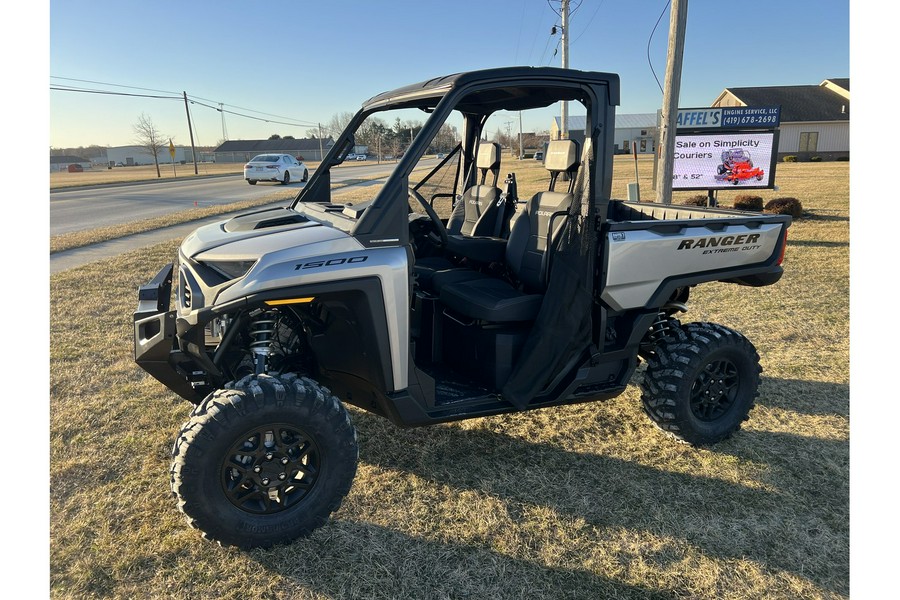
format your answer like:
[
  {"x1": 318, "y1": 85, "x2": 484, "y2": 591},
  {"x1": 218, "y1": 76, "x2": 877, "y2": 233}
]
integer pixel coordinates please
[
  {"x1": 170, "y1": 373, "x2": 358, "y2": 548},
  {"x1": 302, "y1": 168, "x2": 308, "y2": 182},
  {"x1": 640, "y1": 322, "x2": 761, "y2": 446}
]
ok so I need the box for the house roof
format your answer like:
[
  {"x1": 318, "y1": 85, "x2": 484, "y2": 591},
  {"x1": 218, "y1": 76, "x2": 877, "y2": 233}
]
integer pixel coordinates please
[
  {"x1": 213, "y1": 138, "x2": 334, "y2": 153},
  {"x1": 714, "y1": 79, "x2": 850, "y2": 122},
  {"x1": 50, "y1": 155, "x2": 89, "y2": 164},
  {"x1": 554, "y1": 113, "x2": 656, "y2": 131},
  {"x1": 615, "y1": 113, "x2": 658, "y2": 129},
  {"x1": 826, "y1": 78, "x2": 849, "y2": 92}
]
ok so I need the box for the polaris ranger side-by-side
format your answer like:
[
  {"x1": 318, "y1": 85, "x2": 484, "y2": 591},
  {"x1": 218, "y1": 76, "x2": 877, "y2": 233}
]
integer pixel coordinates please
[{"x1": 134, "y1": 67, "x2": 791, "y2": 549}]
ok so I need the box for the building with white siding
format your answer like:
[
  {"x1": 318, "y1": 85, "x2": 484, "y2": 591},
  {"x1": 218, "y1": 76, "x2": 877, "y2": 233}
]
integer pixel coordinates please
[
  {"x1": 106, "y1": 145, "x2": 194, "y2": 166},
  {"x1": 551, "y1": 113, "x2": 658, "y2": 154},
  {"x1": 712, "y1": 79, "x2": 849, "y2": 160}
]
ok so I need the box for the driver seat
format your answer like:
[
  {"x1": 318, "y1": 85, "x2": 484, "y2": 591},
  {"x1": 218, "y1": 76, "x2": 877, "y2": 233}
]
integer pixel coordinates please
[{"x1": 414, "y1": 142, "x2": 508, "y2": 287}]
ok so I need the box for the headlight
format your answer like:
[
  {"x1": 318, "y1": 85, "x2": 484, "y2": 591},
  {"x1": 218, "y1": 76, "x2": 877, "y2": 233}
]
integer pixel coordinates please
[{"x1": 202, "y1": 259, "x2": 257, "y2": 280}]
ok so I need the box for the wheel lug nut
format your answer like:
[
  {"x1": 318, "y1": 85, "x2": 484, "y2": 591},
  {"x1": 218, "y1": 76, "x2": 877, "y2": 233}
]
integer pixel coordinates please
[
  {"x1": 261, "y1": 478, "x2": 270, "y2": 485},
  {"x1": 281, "y1": 457, "x2": 289, "y2": 465},
  {"x1": 278, "y1": 473, "x2": 287, "y2": 480},
  {"x1": 253, "y1": 466, "x2": 262, "y2": 473},
  {"x1": 265, "y1": 452, "x2": 273, "y2": 461}
]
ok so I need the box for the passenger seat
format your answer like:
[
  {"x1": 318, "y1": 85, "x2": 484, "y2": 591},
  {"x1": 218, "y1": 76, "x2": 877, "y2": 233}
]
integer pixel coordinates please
[{"x1": 438, "y1": 139, "x2": 581, "y2": 322}]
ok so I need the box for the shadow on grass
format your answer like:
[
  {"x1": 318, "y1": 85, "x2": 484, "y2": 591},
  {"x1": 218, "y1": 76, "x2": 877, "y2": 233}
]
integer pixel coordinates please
[
  {"x1": 248, "y1": 520, "x2": 667, "y2": 600},
  {"x1": 804, "y1": 212, "x2": 849, "y2": 223},
  {"x1": 758, "y1": 377, "x2": 849, "y2": 416},
  {"x1": 342, "y1": 397, "x2": 848, "y2": 596},
  {"x1": 786, "y1": 239, "x2": 848, "y2": 249}
]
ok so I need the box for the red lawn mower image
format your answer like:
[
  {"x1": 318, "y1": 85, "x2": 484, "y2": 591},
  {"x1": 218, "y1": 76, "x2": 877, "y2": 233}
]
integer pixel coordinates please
[{"x1": 714, "y1": 148, "x2": 765, "y2": 185}]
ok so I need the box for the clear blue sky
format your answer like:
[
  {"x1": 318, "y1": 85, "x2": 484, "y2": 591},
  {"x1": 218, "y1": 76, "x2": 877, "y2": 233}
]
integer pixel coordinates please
[{"x1": 48, "y1": 0, "x2": 850, "y2": 149}]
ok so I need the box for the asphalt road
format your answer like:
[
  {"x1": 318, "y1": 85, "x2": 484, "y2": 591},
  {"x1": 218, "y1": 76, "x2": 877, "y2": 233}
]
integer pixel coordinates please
[{"x1": 50, "y1": 160, "x2": 431, "y2": 237}]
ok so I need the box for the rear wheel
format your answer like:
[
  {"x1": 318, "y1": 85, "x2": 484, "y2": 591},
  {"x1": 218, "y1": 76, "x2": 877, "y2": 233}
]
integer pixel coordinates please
[
  {"x1": 282, "y1": 171, "x2": 291, "y2": 185},
  {"x1": 247, "y1": 180, "x2": 257, "y2": 185},
  {"x1": 640, "y1": 322, "x2": 761, "y2": 446},
  {"x1": 170, "y1": 373, "x2": 358, "y2": 548}
]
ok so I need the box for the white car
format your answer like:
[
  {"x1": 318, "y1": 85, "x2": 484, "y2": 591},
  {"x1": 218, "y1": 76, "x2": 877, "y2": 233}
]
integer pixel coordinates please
[
  {"x1": 244, "y1": 154, "x2": 308, "y2": 185},
  {"x1": 355, "y1": 154, "x2": 367, "y2": 161}
]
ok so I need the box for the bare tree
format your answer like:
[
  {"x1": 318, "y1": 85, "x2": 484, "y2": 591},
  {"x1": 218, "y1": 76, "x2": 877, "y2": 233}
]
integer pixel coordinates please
[
  {"x1": 133, "y1": 113, "x2": 167, "y2": 177},
  {"x1": 325, "y1": 111, "x2": 355, "y2": 138}
]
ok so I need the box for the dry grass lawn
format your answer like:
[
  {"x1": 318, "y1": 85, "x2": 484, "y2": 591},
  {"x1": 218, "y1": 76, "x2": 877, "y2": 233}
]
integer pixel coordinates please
[{"x1": 49, "y1": 160, "x2": 849, "y2": 599}]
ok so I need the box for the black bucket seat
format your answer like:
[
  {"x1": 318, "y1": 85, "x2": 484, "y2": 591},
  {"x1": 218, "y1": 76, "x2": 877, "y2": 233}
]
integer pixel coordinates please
[{"x1": 437, "y1": 139, "x2": 581, "y2": 322}]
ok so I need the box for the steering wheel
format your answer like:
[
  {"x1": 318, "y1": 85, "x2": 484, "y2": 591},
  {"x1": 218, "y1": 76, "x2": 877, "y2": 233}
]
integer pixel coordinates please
[{"x1": 408, "y1": 188, "x2": 448, "y2": 248}]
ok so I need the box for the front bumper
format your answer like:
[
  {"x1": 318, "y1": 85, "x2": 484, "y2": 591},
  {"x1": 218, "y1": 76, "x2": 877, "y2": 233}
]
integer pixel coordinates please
[{"x1": 133, "y1": 263, "x2": 205, "y2": 402}]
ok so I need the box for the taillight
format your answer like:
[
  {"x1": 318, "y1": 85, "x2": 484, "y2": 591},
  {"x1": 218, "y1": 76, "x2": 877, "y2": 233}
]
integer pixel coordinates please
[
  {"x1": 777, "y1": 229, "x2": 788, "y2": 265},
  {"x1": 266, "y1": 165, "x2": 279, "y2": 169}
]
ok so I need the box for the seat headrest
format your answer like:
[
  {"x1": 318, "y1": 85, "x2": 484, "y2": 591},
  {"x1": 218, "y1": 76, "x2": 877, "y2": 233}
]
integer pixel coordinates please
[
  {"x1": 544, "y1": 140, "x2": 580, "y2": 172},
  {"x1": 476, "y1": 142, "x2": 501, "y2": 170}
]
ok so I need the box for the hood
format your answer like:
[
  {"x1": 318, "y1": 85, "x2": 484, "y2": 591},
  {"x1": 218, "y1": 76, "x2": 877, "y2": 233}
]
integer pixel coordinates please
[{"x1": 182, "y1": 207, "x2": 350, "y2": 260}]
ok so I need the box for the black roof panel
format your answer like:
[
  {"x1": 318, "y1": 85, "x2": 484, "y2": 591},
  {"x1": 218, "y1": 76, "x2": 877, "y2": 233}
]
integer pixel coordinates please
[{"x1": 363, "y1": 66, "x2": 620, "y2": 112}]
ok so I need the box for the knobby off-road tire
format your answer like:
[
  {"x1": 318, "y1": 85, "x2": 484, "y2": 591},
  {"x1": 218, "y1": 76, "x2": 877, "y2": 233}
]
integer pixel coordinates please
[
  {"x1": 170, "y1": 373, "x2": 358, "y2": 549},
  {"x1": 640, "y1": 322, "x2": 761, "y2": 446}
]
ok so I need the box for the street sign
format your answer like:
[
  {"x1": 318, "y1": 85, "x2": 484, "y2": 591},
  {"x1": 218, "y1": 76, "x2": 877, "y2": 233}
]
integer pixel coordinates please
[{"x1": 168, "y1": 140, "x2": 176, "y2": 160}]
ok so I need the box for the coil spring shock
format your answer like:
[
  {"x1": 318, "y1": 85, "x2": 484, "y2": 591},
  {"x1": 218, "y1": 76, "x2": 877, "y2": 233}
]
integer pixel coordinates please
[
  {"x1": 640, "y1": 302, "x2": 688, "y2": 358},
  {"x1": 647, "y1": 311, "x2": 675, "y2": 344},
  {"x1": 249, "y1": 311, "x2": 279, "y2": 374}
]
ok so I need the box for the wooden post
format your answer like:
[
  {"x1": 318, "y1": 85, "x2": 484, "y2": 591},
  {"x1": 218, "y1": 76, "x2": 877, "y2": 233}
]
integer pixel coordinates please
[{"x1": 655, "y1": 0, "x2": 689, "y2": 205}]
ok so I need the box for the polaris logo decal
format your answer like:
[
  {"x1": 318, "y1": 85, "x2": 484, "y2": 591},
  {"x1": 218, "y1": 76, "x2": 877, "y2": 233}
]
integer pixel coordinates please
[
  {"x1": 295, "y1": 256, "x2": 369, "y2": 270},
  {"x1": 678, "y1": 233, "x2": 760, "y2": 250}
]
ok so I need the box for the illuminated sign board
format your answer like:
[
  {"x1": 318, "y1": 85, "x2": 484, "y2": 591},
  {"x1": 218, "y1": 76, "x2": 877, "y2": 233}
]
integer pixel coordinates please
[
  {"x1": 676, "y1": 106, "x2": 781, "y2": 129},
  {"x1": 672, "y1": 131, "x2": 779, "y2": 191}
]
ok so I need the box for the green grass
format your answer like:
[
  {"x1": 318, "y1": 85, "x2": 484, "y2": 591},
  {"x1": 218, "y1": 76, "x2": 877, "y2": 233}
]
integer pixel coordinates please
[{"x1": 50, "y1": 161, "x2": 849, "y2": 599}]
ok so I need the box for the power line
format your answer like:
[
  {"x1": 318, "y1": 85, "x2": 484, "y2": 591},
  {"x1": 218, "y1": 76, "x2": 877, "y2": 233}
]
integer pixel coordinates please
[
  {"x1": 514, "y1": 0, "x2": 527, "y2": 64},
  {"x1": 187, "y1": 94, "x2": 317, "y2": 126},
  {"x1": 50, "y1": 85, "x2": 181, "y2": 101},
  {"x1": 51, "y1": 75, "x2": 319, "y2": 128},
  {"x1": 545, "y1": 35, "x2": 562, "y2": 66},
  {"x1": 647, "y1": 0, "x2": 672, "y2": 95},
  {"x1": 186, "y1": 97, "x2": 317, "y2": 128},
  {"x1": 50, "y1": 76, "x2": 181, "y2": 96},
  {"x1": 571, "y1": 0, "x2": 607, "y2": 45}
]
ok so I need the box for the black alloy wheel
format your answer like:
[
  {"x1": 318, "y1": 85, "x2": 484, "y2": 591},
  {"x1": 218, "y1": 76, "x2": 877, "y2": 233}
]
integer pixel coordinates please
[
  {"x1": 689, "y1": 358, "x2": 739, "y2": 421},
  {"x1": 221, "y1": 423, "x2": 321, "y2": 515}
]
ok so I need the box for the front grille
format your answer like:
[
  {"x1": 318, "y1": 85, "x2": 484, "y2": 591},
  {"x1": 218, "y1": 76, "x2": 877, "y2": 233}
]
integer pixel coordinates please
[{"x1": 179, "y1": 267, "x2": 192, "y2": 308}]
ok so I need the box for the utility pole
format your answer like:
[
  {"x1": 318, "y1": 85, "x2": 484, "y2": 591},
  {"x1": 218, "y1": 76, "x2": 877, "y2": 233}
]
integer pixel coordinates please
[
  {"x1": 518, "y1": 111, "x2": 524, "y2": 159},
  {"x1": 183, "y1": 92, "x2": 198, "y2": 175},
  {"x1": 318, "y1": 123, "x2": 324, "y2": 162},
  {"x1": 560, "y1": 0, "x2": 570, "y2": 140},
  {"x1": 655, "y1": 0, "x2": 689, "y2": 205},
  {"x1": 219, "y1": 102, "x2": 228, "y2": 141}
]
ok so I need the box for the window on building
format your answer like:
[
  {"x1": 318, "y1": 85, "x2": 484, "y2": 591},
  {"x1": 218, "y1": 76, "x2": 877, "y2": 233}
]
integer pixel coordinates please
[{"x1": 799, "y1": 131, "x2": 819, "y2": 153}]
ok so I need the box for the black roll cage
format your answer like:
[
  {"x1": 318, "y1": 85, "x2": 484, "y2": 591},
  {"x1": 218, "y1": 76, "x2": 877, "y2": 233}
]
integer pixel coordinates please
[{"x1": 290, "y1": 67, "x2": 620, "y2": 248}]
